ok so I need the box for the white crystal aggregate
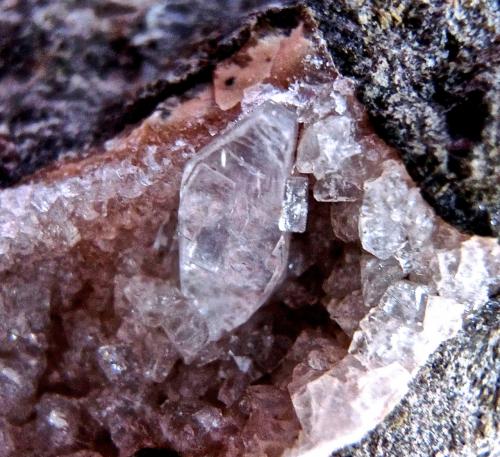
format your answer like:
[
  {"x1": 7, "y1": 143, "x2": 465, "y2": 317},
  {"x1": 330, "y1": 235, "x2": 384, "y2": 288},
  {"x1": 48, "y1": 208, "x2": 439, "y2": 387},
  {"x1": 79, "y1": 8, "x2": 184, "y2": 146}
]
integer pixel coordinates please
[
  {"x1": 177, "y1": 72, "x2": 498, "y2": 456},
  {"x1": 283, "y1": 95, "x2": 499, "y2": 456}
]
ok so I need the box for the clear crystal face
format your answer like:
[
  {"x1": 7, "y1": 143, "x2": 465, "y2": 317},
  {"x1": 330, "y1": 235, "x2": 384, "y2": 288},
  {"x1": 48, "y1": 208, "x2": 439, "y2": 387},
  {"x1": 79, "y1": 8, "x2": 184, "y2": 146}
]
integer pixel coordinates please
[
  {"x1": 178, "y1": 102, "x2": 298, "y2": 340},
  {"x1": 279, "y1": 176, "x2": 309, "y2": 233}
]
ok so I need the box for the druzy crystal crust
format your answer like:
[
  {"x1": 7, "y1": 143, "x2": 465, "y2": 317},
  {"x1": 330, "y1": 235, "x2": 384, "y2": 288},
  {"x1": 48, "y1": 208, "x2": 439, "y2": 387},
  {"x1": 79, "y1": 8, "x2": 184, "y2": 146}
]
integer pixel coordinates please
[{"x1": 178, "y1": 102, "x2": 298, "y2": 340}]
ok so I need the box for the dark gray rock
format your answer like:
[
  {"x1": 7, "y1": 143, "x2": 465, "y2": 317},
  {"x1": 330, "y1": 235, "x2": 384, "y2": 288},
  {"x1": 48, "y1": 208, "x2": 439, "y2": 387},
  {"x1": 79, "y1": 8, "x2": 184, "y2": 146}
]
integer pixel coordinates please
[
  {"x1": 0, "y1": 0, "x2": 286, "y2": 186},
  {"x1": 332, "y1": 298, "x2": 499, "y2": 457},
  {"x1": 307, "y1": 0, "x2": 499, "y2": 237}
]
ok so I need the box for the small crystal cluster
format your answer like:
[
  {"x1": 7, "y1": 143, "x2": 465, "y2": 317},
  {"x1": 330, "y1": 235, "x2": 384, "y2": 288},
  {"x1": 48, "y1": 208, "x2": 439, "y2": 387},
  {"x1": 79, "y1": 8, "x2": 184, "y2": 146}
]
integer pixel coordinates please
[
  {"x1": 286, "y1": 107, "x2": 499, "y2": 457},
  {"x1": 0, "y1": 22, "x2": 498, "y2": 457}
]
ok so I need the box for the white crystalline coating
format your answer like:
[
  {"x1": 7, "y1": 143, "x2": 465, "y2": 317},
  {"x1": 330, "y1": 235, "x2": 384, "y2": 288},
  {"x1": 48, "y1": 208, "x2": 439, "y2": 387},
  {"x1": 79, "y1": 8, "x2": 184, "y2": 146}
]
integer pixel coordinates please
[
  {"x1": 279, "y1": 176, "x2": 309, "y2": 233},
  {"x1": 178, "y1": 102, "x2": 298, "y2": 340}
]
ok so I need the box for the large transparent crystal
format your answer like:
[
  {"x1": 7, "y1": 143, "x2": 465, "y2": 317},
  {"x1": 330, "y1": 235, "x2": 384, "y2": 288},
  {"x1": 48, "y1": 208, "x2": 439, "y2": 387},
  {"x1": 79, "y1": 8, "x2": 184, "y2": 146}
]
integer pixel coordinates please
[{"x1": 178, "y1": 102, "x2": 298, "y2": 340}]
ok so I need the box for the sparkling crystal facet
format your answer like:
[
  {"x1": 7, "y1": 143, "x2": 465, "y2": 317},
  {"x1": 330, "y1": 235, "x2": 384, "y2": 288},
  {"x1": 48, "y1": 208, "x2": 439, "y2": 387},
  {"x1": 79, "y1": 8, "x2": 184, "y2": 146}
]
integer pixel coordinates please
[
  {"x1": 279, "y1": 176, "x2": 309, "y2": 233},
  {"x1": 178, "y1": 102, "x2": 298, "y2": 340}
]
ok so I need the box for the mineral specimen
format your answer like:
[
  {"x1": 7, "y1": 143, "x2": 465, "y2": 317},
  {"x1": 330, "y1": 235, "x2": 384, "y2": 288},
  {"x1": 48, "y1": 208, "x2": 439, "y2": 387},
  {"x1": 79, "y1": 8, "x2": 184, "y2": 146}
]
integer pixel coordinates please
[
  {"x1": 178, "y1": 102, "x2": 298, "y2": 340},
  {"x1": 287, "y1": 127, "x2": 499, "y2": 457},
  {"x1": 0, "y1": 12, "x2": 497, "y2": 457}
]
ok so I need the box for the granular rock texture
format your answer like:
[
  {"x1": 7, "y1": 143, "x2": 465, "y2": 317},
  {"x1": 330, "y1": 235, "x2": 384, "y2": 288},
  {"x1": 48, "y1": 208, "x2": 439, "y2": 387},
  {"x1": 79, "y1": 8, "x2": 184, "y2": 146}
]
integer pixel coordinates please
[
  {"x1": 0, "y1": 0, "x2": 288, "y2": 186},
  {"x1": 307, "y1": 0, "x2": 500, "y2": 237}
]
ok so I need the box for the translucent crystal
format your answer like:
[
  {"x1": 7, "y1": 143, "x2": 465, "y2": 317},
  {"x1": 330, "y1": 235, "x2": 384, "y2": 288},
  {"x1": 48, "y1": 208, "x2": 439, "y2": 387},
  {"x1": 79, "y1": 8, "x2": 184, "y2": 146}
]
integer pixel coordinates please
[
  {"x1": 115, "y1": 275, "x2": 207, "y2": 363},
  {"x1": 350, "y1": 280, "x2": 432, "y2": 371},
  {"x1": 360, "y1": 254, "x2": 405, "y2": 308},
  {"x1": 178, "y1": 102, "x2": 298, "y2": 340},
  {"x1": 273, "y1": 328, "x2": 345, "y2": 391},
  {"x1": 35, "y1": 394, "x2": 80, "y2": 454},
  {"x1": 241, "y1": 385, "x2": 301, "y2": 455},
  {"x1": 423, "y1": 296, "x2": 464, "y2": 341},
  {"x1": 313, "y1": 171, "x2": 362, "y2": 202},
  {"x1": 322, "y1": 244, "x2": 361, "y2": 299},
  {"x1": 436, "y1": 237, "x2": 500, "y2": 309},
  {"x1": 279, "y1": 176, "x2": 309, "y2": 233},
  {"x1": 359, "y1": 160, "x2": 413, "y2": 260},
  {"x1": 326, "y1": 290, "x2": 368, "y2": 338},
  {"x1": 289, "y1": 355, "x2": 411, "y2": 457},
  {"x1": 296, "y1": 115, "x2": 361, "y2": 178},
  {"x1": 330, "y1": 200, "x2": 361, "y2": 243},
  {"x1": 97, "y1": 345, "x2": 130, "y2": 382}
]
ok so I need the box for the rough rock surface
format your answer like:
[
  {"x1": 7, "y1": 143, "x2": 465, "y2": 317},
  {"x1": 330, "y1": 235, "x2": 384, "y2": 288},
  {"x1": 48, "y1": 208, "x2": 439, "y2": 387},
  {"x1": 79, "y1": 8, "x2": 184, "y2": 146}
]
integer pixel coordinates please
[
  {"x1": 307, "y1": 0, "x2": 499, "y2": 237},
  {"x1": 0, "y1": 0, "x2": 287, "y2": 185},
  {"x1": 1, "y1": 1, "x2": 497, "y2": 236}
]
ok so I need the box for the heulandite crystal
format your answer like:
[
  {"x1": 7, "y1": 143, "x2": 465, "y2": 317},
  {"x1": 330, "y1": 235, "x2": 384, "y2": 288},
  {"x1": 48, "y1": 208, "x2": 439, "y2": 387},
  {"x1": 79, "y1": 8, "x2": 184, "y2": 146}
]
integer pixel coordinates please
[{"x1": 178, "y1": 102, "x2": 299, "y2": 340}]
